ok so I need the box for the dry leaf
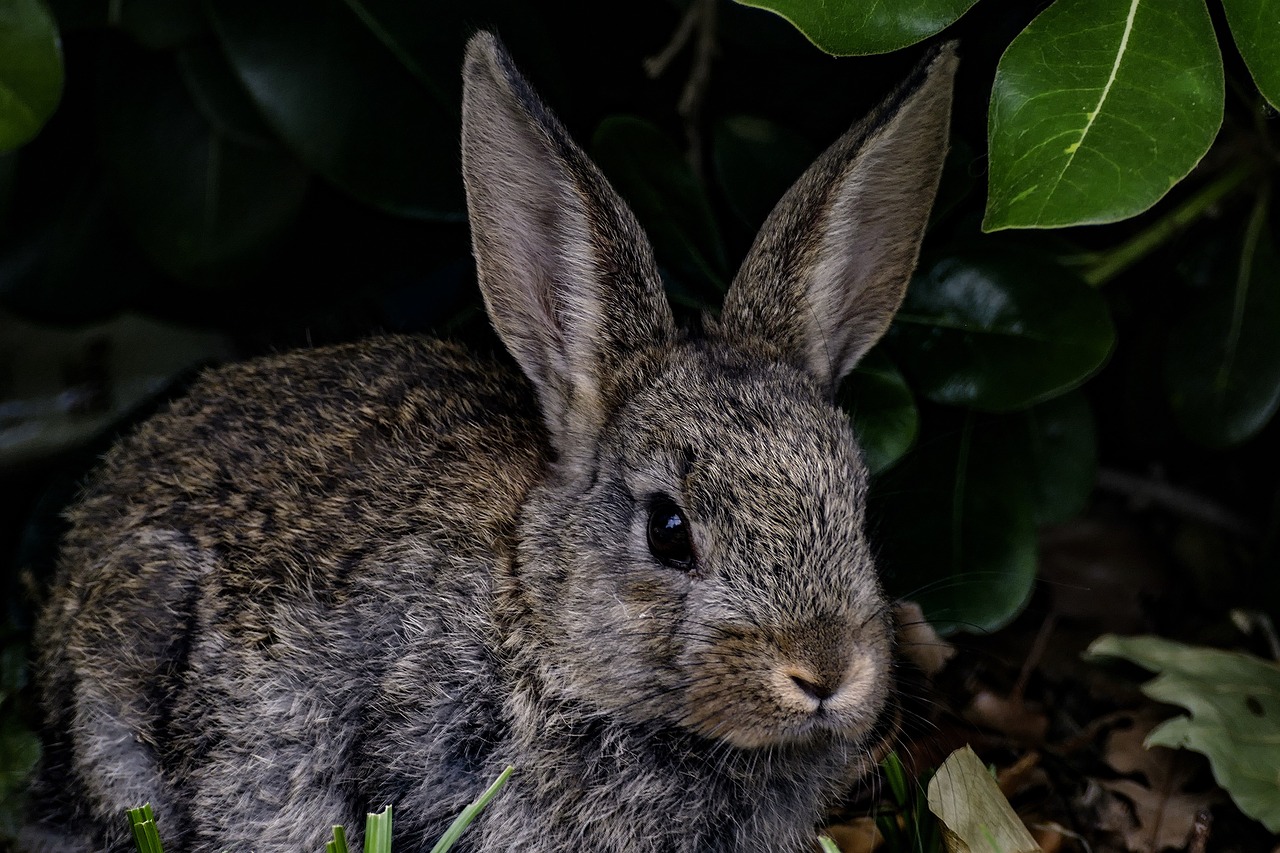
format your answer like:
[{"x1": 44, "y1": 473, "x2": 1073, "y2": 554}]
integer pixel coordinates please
[
  {"x1": 821, "y1": 817, "x2": 882, "y2": 853},
  {"x1": 965, "y1": 690, "x2": 1049, "y2": 744},
  {"x1": 927, "y1": 745, "x2": 1041, "y2": 853},
  {"x1": 895, "y1": 601, "x2": 956, "y2": 677}
]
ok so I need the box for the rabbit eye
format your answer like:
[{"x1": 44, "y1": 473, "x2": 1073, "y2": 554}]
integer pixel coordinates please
[{"x1": 647, "y1": 497, "x2": 695, "y2": 570}]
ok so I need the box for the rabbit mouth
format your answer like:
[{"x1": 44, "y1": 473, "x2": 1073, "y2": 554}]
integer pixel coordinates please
[{"x1": 678, "y1": 660, "x2": 893, "y2": 750}]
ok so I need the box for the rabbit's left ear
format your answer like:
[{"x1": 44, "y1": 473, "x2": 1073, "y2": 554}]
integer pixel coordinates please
[{"x1": 718, "y1": 45, "x2": 957, "y2": 395}]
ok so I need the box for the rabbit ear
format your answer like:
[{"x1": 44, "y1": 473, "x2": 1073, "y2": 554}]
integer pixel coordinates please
[
  {"x1": 461, "y1": 33, "x2": 675, "y2": 456},
  {"x1": 718, "y1": 45, "x2": 957, "y2": 395}
]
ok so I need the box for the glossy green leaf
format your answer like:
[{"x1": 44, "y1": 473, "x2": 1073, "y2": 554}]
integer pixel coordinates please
[
  {"x1": 0, "y1": 0, "x2": 64, "y2": 151},
  {"x1": 98, "y1": 47, "x2": 308, "y2": 279},
  {"x1": 984, "y1": 0, "x2": 1224, "y2": 230},
  {"x1": 839, "y1": 349, "x2": 918, "y2": 475},
  {"x1": 732, "y1": 0, "x2": 978, "y2": 56},
  {"x1": 207, "y1": 0, "x2": 461, "y2": 220},
  {"x1": 712, "y1": 115, "x2": 814, "y2": 229},
  {"x1": 592, "y1": 116, "x2": 727, "y2": 295},
  {"x1": 177, "y1": 39, "x2": 277, "y2": 148},
  {"x1": 0, "y1": 311, "x2": 232, "y2": 466},
  {"x1": 1003, "y1": 391, "x2": 1097, "y2": 525},
  {"x1": 1086, "y1": 634, "x2": 1280, "y2": 832},
  {"x1": 1165, "y1": 197, "x2": 1280, "y2": 447},
  {"x1": 1221, "y1": 0, "x2": 1280, "y2": 110},
  {"x1": 889, "y1": 250, "x2": 1115, "y2": 412},
  {"x1": 873, "y1": 412, "x2": 1038, "y2": 633}
]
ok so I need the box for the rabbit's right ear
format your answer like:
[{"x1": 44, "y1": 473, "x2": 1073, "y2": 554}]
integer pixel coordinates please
[{"x1": 461, "y1": 33, "x2": 675, "y2": 460}]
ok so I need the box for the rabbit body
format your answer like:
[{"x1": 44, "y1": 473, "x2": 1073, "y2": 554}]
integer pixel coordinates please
[{"x1": 26, "y1": 32, "x2": 956, "y2": 853}]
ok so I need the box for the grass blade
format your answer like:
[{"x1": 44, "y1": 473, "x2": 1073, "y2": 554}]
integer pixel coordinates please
[
  {"x1": 127, "y1": 804, "x2": 164, "y2": 853},
  {"x1": 364, "y1": 805, "x2": 392, "y2": 853},
  {"x1": 428, "y1": 766, "x2": 514, "y2": 853},
  {"x1": 817, "y1": 835, "x2": 841, "y2": 853},
  {"x1": 326, "y1": 824, "x2": 349, "y2": 853}
]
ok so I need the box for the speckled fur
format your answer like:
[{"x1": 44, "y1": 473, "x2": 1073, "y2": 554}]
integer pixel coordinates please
[{"x1": 25, "y1": 33, "x2": 955, "y2": 853}]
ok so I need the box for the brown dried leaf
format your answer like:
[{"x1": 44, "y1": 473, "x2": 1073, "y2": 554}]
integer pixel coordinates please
[
  {"x1": 895, "y1": 601, "x2": 956, "y2": 677},
  {"x1": 964, "y1": 690, "x2": 1049, "y2": 744},
  {"x1": 821, "y1": 817, "x2": 882, "y2": 853}
]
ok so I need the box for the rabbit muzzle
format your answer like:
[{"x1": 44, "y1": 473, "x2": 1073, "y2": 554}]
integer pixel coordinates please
[{"x1": 677, "y1": 612, "x2": 892, "y2": 750}]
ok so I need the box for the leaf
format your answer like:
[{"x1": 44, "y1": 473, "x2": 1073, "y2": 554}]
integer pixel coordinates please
[
  {"x1": 1085, "y1": 634, "x2": 1280, "y2": 832},
  {"x1": 0, "y1": 714, "x2": 40, "y2": 838},
  {"x1": 97, "y1": 45, "x2": 309, "y2": 279},
  {"x1": 873, "y1": 412, "x2": 1037, "y2": 634},
  {"x1": 592, "y1": 116, "x2": 727, "y2": 296},
  {"x1": 926, "y1": 745, "x2": 1040, "y2": 853},
  {"x1": 1165, "y1": 195, "x2": 1280, "y2": 447},
  {"x1": 207, "y1": 0, "x2": 461, "y2": 220},
  {"x1": 984, "y1": 0, "x2": 1224, "y2": 230},
  {"x1": 712, "y1": 115, "x2": 814, "y2": 229},
  {"x1": 1221, "y1": 0, "x2": 1280, "y2": 110},
  {"x1": 0, "y1": 0, "x2": 64, "y2": 152},
  {"x1": 839, "y1": 348, "x2": 918, "y2": 475},
  {"x1": 888, "y1": 250, "x2": 1115, "y2": 412},
  {"x1": 0, "y1": 311, "x2": 232, "y2": 466},
  {"x1": 1097, "y1": 711, "x2": 1218, "y2": 852},
  {"x1": 731, "y1": 0, "x2": 979, "y2": 56},
  {"x1": 999, "y1": 392, "x2": 1097, "y2": 525}
]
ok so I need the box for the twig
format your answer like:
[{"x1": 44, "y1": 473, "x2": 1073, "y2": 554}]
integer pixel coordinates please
[
  {"x1": 1095, "y1": 468, "x2": 1255, "y2": 538},
  {"x1": 645, "y1": 0, "x2": 718, "y2": 180},
  {"x1": 1081, "y1": 162, "x2": 1256, "y2": 287}
]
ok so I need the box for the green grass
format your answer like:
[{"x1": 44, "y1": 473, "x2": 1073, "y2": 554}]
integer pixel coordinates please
[{"x1": 128, "y1": 766, "x2": 513, "y2": 853}]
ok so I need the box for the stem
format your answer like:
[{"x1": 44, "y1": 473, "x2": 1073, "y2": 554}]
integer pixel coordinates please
[{"x1": 1081, "y1": 161, "x2": 1257, "y2": 286}]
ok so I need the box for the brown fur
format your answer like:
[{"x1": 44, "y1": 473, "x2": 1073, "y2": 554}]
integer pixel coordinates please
[{"x1": 25, "y1": 32, "x2": 955, "y2": 853}]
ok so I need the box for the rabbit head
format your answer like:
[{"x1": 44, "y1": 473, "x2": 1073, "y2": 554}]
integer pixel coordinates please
[{"x1": 462, "y1": 33, "x2": 954, "y2": 752}]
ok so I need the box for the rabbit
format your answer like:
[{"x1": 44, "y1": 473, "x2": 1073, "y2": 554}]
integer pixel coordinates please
[{"x1": 22, "y1": 30, "x2": 955, "y2": 853}]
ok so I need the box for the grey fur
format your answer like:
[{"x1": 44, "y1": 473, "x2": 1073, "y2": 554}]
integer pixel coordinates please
[{"x1": 24, "y1": 32, "x2": 955, "y2": 853}]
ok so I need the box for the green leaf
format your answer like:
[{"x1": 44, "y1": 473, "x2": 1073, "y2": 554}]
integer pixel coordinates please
[
  {"x1": 0, "y1": 311, "x2": 232, "y2": 466},
  {"x1": 0, "y1": 0, "x2": 64, "y2": 151},
  {"x1": 0, "y1": 715, "x2": 40, "y2": 838},
  {"x1": 839, "y1": 349, "x2": 918, "y2": 475},
  {"x1": 592, "y1": 116, "x2": 727, "y2": 296},
  {"x1": 1221, "y1": 0, "x2": 1280, "y2": 110},
  {"x1": 712, "y1": 115, "x2": 814, "y2": 229},
  {"x1": 1002, "y1": 391, "x2": 1097, "y2": 525},
  {"x1": 984, "y1": 0, "x2": 1224, "y2": 230},
  {"x1": 97, "y1": 46, "x2": 309, "y2": 279},
  {"x1": 888, "y1": 250, "x2": 1115, "y2": 412},
  {"x1": 926, "y1": 746, "x2": 1039, "y2": 853},
  {"x1": 207, "y1": 0, "x2": 461, "y2": 220},
  {"x1": 1085, "y1": 634, "x2": 1280, "y2": 832},
  {"x1": 873, "y1": 412, "x2": 1037, "y2": 633},
  {"x1": 731, "y1": 0, "x2": 978, "y2": 56},
  {"x1": 1165, "y1": 194, "x2": 1280, "y2": 447}
]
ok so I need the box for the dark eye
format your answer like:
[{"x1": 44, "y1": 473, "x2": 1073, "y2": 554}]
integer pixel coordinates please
[{"x1": 647, "y1": 497, "x2": 695, "y2": 570}]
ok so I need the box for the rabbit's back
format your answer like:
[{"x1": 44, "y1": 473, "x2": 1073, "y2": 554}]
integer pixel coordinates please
[{"x1": 31, "y1": 335, "x2": 547, "y2": 852}]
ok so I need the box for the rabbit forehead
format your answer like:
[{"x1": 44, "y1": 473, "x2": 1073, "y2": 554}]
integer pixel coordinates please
[{"x1": 614, "y1": 344, "x2": 873, "y2": 574}]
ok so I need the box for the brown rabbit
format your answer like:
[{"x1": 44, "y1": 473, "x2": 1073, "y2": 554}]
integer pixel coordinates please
[{"x1": 23, "y1": 31, "x2": 955, "y2": 853}]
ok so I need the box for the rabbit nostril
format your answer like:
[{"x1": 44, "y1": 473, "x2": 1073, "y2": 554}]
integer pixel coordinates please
[{"x1": 789, "y1": 672, "x2": 837, "y2": 702}]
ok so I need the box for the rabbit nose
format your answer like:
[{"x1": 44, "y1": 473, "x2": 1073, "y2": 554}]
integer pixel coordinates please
[
  {"x1": 789, "y1": 671, "x2": 837, "y2": 702},
  {"x1": 783, "y1": 665, "x2": 840, "y2": 703}
]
